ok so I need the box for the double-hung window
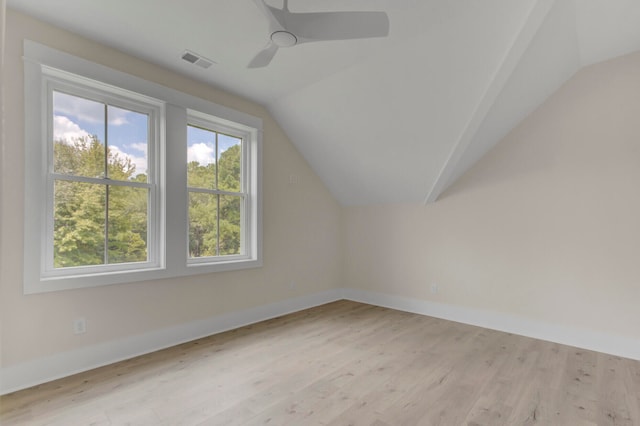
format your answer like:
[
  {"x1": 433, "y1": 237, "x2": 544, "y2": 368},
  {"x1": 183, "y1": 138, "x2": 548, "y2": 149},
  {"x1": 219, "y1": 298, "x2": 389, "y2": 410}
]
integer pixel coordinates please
[
  {"x1": 187, "y1": 114, "x2": 248, "y2": 262},
  {"x1": 45, "y1": 75, "x2": 162, "y2": 277},
  {"x1": 23, "y1": 41, "x2": 262, "y2": 294}
]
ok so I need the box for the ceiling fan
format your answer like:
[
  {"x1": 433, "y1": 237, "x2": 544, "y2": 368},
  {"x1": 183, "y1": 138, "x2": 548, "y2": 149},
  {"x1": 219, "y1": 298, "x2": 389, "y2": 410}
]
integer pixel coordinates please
[{"x1": 248, "y1": 0, "x2": 390, "y2": 68}]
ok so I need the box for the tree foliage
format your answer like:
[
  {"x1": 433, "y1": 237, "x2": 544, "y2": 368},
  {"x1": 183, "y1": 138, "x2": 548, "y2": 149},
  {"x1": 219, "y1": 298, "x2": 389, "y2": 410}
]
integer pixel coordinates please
[
  {"x1": 188, "y1": 144, "x2": 241, "y2": 258},
  {"x1": 53, "y1": 136, "x2": 147, "y2": 267},
  {"x1": 52, "y1": 136, "x2": 242, "y2": 268}
]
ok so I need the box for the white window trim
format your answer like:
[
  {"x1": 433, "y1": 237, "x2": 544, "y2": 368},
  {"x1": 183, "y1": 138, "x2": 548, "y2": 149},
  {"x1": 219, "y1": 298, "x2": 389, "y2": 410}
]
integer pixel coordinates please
[
  {"x1": 23, "y1": 40, "x2": 262, "y2": 294},
  {"x1": 42, "y1": 68, "x2": 165, "y2": 279},
  {"x1": 186, "y1": 111, "x2": 253, "y2": 264}
]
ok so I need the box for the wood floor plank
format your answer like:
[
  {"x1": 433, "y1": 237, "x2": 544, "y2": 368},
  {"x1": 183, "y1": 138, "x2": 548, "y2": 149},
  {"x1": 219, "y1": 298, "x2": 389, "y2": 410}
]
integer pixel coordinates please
[
  {"x1": 2, "y1": 300, "x2": 640, "y2": 425},
  {"x1": 596, "y1": 354, "x2": 637, "y2": 425},
  {"x1": 463, "y1": 336, "x2": 543, "y2": 426}
]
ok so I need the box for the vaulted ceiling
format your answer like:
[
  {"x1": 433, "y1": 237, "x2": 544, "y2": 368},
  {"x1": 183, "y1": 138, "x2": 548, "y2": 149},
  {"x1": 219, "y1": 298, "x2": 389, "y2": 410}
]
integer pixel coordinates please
[{"x1": 8, "y1": 0, "x2": 640, "y2": 204}]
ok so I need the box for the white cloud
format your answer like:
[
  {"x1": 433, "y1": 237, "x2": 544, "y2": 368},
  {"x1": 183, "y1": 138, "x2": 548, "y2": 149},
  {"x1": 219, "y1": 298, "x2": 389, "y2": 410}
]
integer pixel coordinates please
[
  {"x1": 54, "y1": 91, "x2": 129, "y2": 126},
  {"x1": 188, "y1": 142, "x2": 216, "y2": 165},
  {"x1": 53, "y1": 115, "x2": 90, "y2": 143},
  {"x1": 130, "y1": 142, "x2": 147, "y2": 153}
]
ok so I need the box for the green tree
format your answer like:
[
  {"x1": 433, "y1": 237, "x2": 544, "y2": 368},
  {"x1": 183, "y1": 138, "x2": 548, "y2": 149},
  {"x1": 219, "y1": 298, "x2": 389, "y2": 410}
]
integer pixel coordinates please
[
  {"x1": 188, "y1": 144, "x2": 241, "y2": 257},
  {"x1": 53, "y1": 136, "x2": 148, "y2": 267}
]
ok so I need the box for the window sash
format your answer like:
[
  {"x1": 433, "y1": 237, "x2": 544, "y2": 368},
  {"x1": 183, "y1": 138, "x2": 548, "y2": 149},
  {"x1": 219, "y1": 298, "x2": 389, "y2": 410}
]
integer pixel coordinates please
[
  {"x1": 187, "y1": 188, "x2": 246, "y2": 260},
  {"x1": 46, "y1": 175, "x2": 155, "y2": 273}
]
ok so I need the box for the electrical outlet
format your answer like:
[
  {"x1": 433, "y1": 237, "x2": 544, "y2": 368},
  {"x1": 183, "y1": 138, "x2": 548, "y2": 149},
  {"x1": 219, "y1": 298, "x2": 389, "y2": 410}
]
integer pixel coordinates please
[
  {"x1": 73, "y1": 318, "x2": 86, "y2": 335},
  {"x1": 289, "y1": 280, "x2": 296, "y2": 290},
  {"x1": 430, "y1": 283, "x2": 439, "y2": 294}
]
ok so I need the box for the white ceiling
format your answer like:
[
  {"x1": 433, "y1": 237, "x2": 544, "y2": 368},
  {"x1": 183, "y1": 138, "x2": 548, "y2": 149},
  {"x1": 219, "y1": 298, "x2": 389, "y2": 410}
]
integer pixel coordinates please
[{"x1": 8, "y1": 0, "x2": 640, "y2": 205}]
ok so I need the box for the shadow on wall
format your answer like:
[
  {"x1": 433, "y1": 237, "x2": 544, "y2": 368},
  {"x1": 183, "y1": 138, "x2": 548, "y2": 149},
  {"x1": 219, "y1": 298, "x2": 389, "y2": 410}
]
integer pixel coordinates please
[
  {"x1": 439, "y1": 49, "x2": 640, "y2": 203},
  {"x1": 438, "y1": 106, "x2": 561, "y2": 203}
]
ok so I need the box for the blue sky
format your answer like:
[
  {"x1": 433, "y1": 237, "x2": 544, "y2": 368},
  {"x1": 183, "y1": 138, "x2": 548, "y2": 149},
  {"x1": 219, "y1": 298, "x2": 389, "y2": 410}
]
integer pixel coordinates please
[{"x1": 53, "y1": 91, "x2": 239, "y2": 177}]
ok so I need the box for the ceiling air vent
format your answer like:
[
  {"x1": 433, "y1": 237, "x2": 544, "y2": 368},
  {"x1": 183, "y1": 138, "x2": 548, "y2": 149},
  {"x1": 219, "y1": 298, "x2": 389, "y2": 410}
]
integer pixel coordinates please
[{"x1": 181, "y1": 50, "x2": 215, "y2": 69}]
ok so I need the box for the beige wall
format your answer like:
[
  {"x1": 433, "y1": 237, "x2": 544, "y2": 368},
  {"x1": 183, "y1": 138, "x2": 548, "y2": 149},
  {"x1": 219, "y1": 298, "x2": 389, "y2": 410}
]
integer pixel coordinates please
[
  {"x1": 0, "y1": 10, "x2": 342, "y2": 367},
  {"x1": 345, "y1": 50, "x2": 640, "y2": 340}
]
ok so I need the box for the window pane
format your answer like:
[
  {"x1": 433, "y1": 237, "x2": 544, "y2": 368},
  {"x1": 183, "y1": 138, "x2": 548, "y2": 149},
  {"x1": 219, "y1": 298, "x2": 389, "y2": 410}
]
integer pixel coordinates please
[
  {"x1": 108, "y1": 186, "x2": 148, "y2": 264},
  {"x1": 218, "y1": 134, "x2": 242, "y2": 192},
  {"x1": 54, "y1": 180, "x2": 105, "y2": 268},
  {"x1": 53, "y1": 91, "x2": 105, "y2": 178},
  {"x1": 219, "y1": 195, "x2": 241, "y2": 256},
  {"x1": 189, "y1": 192, "x2": 218, "y2": 258},
  {"x1": 187, "y1": 125, "x2": 216, "y2": 189},
  {"x1": 107, "y1": 106, "x2": 149, "y2": 182}
]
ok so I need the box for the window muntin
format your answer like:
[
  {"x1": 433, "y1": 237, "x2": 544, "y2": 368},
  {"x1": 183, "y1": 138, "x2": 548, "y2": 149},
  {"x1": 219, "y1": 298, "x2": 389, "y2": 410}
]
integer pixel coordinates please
[{"x1": 187, "y1": 121, "x2": 246, "y2": 261}]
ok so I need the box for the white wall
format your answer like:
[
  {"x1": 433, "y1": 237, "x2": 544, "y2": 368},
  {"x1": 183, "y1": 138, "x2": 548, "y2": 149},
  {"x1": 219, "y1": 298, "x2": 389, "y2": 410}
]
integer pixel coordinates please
[
  {"x1": 0, "y1": 10, "x2": 342, "y2": 375},
  {"x1": 345, "y1": 50, "x2": 640, "y2": 345},
  {"x1": 0, "y1": 0, "x2": 7, "y2": 390}
]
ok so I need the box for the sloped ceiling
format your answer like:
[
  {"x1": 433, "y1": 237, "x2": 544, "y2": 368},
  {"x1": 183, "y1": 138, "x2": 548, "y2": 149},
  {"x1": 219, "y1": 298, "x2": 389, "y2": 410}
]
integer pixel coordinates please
[{"x1": 8, "y1": 0, "x2": 640, "y2": 205}]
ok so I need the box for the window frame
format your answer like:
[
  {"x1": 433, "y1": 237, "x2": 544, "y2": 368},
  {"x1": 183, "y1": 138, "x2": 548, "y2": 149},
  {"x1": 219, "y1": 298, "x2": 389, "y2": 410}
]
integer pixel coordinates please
[
  {"x1": 43, "y1": 70, "x2": 163, "y2": 279},
  {"x1": 23, "y1": 40, "x2": 262, "y2": 294},
  {"x1": 186, "y1": 112, "x2": 251, "y2": 264}
]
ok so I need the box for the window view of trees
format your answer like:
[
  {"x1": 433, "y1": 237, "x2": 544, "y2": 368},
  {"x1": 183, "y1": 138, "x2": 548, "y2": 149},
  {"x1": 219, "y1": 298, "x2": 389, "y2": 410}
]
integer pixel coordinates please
[
  {"x1": 51, "y1": 89, "x2": 152, "y2": 269},
  {"x1": 53, "y1": 136, "x2": 149, "y2": 267},
  {"x1": 51, "y1": 92, "x2": 244, "y2": 269},
  {"x1": 53, "y1": 132, "x2": 244, "y2": 267},
  {"x1": 187, "y1": 127, "x2": 242, "y2": 258}
]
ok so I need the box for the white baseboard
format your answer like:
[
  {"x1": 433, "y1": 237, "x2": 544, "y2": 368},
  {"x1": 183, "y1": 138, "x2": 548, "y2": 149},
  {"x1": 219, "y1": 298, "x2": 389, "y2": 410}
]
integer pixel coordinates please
[
  {"x1": 341, "y1": 288, "x2": 640, "y2": 361},
  {"x1": 0, "y1": 289, "x2": 342, "y2": 395},
  {"x1": 4, "y1": 287, "x2": 639, "y2": 395}
]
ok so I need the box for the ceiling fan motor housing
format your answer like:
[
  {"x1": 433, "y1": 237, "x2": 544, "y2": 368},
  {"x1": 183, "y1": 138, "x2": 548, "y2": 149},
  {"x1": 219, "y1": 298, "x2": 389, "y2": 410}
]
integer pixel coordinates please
[{"x1": 271, "y1": 31, "x2": 297, "y2": 47}]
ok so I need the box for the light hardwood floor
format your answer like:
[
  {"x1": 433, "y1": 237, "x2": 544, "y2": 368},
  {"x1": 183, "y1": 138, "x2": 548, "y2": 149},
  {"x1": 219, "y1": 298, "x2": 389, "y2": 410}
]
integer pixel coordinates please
[{"x1": 1, "y1": 300, "x2": 640, "y2": 425}]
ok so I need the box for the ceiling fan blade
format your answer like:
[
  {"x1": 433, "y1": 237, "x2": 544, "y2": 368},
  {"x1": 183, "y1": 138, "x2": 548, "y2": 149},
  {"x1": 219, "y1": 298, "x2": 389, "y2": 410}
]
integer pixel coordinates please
[
  {"x1": 286, "y1": 11, "x2": 390, "y2": 42},
  {"x1": 248, "y1": 42, "x2": 279, "y2": 68},
  {"x1": 251, "y1": 0, "x2": 286, "y2": 31}
]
